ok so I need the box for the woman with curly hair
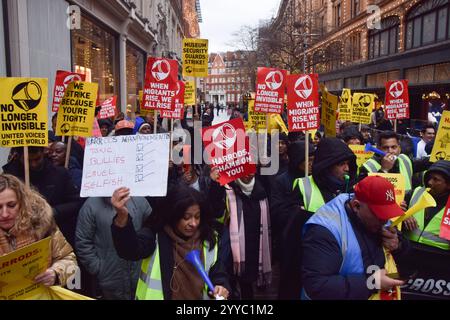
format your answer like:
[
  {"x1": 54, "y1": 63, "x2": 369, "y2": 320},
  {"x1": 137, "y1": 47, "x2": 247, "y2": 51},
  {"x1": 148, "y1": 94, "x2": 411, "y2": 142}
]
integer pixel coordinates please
[{"x1": 0, "y1": 174, "x2": 77, "y2": 287}]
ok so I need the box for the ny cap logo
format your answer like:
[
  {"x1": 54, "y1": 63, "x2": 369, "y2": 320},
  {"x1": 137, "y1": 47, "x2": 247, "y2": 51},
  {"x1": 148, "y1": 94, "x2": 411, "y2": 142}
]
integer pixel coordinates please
[{"x1": 386, "y1": 189, "x2": 395, "y2": 202}]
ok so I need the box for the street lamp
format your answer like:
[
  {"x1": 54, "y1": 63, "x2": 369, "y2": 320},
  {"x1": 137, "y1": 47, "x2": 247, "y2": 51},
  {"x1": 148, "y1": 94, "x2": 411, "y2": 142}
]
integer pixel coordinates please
[{"x1": 292, "y1": 32, "x2": 320, "y2": 73}]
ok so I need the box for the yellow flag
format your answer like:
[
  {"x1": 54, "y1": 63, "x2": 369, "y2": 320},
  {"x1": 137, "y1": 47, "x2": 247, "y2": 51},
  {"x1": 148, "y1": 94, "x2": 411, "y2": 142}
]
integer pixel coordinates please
[
  {"x1": 56, "y1": 81, "x2": 97, "y2": 137},
  {"x1": 321, "y1": 86, "x2": 338, "y2": 137},
  {"x1": 430, "y1": 110, "x2": 450, "y2": 162},
  {"x1": 0, "y1": 78, "x2": 48, "y2": 147},
  {"x1": 0, "y1": 237, "x2": 51, "y2": 300},
  {"x1": 184, "y1": 80, "x2": 196, "y2": 105},
  {"x1": 351, "y1": 93, "x2": 374, "y2": 124},
  {"x1": 338, "y1": 88, "x2": 352, "y2": 121},
  {"x1": 182, "y1": 38, "x2": 209, "y2": 77}
]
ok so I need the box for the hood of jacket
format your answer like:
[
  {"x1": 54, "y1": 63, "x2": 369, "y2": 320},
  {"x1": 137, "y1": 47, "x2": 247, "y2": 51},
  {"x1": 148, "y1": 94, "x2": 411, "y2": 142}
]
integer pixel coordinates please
[
  {"x1": 424, "y1": 160, "x2": 450, "y2": 184},
  {"x1": 288, "y1": 141, "x2": 314, "y2": 174}
]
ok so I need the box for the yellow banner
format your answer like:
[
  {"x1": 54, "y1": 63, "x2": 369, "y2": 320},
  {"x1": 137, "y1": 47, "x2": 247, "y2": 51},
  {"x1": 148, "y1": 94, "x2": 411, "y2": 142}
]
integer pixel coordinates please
[
  {"x1": 349, "y1": 144, "x2": 374, "y2": 170},
  {"x1": 0, "y1": 237, "x2": 51, "y2": 300},
  {"x1": 182, "y1": 38, "x2": 209, "y2": 77},
  {"x1": 368, "y1": 173, "x2": 406, "y2": 205},
  {"x1": 56, "y1": 81, "x2": 97, "y2": 137},
  {"x1": 0, "y1": 78, "x2": 48, "y2": 147},
  {"x1": 184, "y1": 80, "x2": 196, "y2": 105},
  {"x1": 321, "y1": 86, "x2": 338, "y2": 137},
  {"x1": 246, "y1": 99, "x2": 267, "y2": 132},
  {"x1": 430, "y1": 110, "x2": 450, "y2": 162},
  {"x1": 351, "y1": 93, "x2": 374, "y2": 124},
  {"x1": 338, "y1": 88, "x2": 352, "y2": 121}
]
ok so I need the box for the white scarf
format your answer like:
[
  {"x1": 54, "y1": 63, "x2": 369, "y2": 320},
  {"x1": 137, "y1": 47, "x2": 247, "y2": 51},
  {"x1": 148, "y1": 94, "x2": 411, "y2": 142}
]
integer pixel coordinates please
[{"x1": 235, "y1": 178, "x2": 255, "y2": 197}]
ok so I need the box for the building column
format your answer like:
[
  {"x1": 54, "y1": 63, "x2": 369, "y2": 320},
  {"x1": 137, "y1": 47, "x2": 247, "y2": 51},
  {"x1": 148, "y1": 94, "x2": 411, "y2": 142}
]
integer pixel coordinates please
[
  {"x1": 119, "y1": 34, "x2": 127, "y2": 113},
  {"x1": 7, "y1": 0, "x2": 30, "y2": 76}
]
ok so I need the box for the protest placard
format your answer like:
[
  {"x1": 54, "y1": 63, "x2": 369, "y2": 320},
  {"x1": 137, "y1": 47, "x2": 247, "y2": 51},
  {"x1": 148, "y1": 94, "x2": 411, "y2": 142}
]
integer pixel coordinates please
[
  {"x1": 385, "y1": 80, "x2": 409, "y2": 120},
  {"x1": 349, "y1": 144, "x2": 374, "y2": 169},
  {"x1": 202, "y1": 118, "x2": 256, "y2": 186},
  {"x1": 368, "y1": 172, "x2": 406, "y2": 205},
  {"x1": 351, "y1": 93, "x2": 374, "y2": 124},
  {"x1": 142, "y1": 57, "x2": 178, "y2": 112},
  {"x1": 254, "y1": 67, "x2": 287, "y2": 114},
  {"x1": 0, "y1": 78, "x2": 48, "y2": 147},
  {"x1": 246, "y1": 99, "x2": 266, "y2": 132},
  {"x1": 430, "y1": 110, "x2": 450, "y2": 162},
  {"x1": 0, "y1": 237, "x2": 51, "y2": 300},
  {"x1": 182, "y1": 38, "x2": 209, "y2": 77},
  {"x1": 338, "y1": 88, "x2": 352, "y2": 121},
  {"x1": 160, "y1": 81, "x2": 185, "y2": 119},
  {"x1": 321, "y1": 86, "x2": 338, "y2": 137},
  {"x1": 98, "y1": 96, "x2": 117, "y2": 119},
  {"x1": 52, "y1": 70, "x2": 86, "y2": 112},
  {"x1": 184, "y1": 80, "x2": 196, "y2": 105},
  {"x1": 81, "y1": 134, "x2": 170, "y2": 197},
  {"x1": 56, "y1": 81, "x2": 98, "y2": 137},
  {"x1": 286, "y1": 74, "x2": 320, "y2": 132}
]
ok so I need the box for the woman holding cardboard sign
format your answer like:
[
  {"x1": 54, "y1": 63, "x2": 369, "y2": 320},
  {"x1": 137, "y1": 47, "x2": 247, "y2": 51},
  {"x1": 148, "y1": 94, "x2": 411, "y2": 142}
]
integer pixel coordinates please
[{"x1": 0, "y1": 174, "x2": 77, "y2": 287}]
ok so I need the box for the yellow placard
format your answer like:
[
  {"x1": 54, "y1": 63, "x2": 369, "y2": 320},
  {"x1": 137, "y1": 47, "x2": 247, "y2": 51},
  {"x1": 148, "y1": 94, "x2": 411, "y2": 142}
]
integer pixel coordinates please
[
  {"x1": 0, "y1": 237, "x2": 51, "y2": 300},
  {"x1": 321, "y1": 86, "x2": 338, "y2": 137},
  {"x1": 246, "y1": 99, "x2": 266, "y2": 132},
  {"x1": 184, "y1": 80, "x2": 196, "y2": 105},
  {"x1": 338, "y1": 88, "x2": 352, "y2": 121},
  {"x1": 349, "y1": 144, "x2": 374, "y2": 170},
  {"x1": 430, "y1": 110, "x2": 450, "y2": 162},
  {"x1": 56, "y1": 81, "x2": 97, "y2": 137},
  {"x1": 0, "y1": 78, "x2": 48, "y2": 147},
  {"x1": 368, "y1": 173, "x2": 406, "y2": 205},
  {"x1": 351, "y1": 93, "x2": 374, "y2": 124},
  {"x1": 182, "y1": 38, "x2": 209, "y2": 77}
]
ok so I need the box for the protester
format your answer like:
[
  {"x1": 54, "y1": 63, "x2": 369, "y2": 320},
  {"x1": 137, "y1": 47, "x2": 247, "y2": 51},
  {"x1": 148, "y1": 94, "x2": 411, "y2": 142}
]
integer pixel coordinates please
[
  {"x1": 111, "y1": 185, "x2": 230, "y2": 300},
  {"x1": 302, "y1": 176, "x2": 409, "y2": 299},
  {"x1": 359, "y1": 131, "x2": 430, "y2": 193},
  {"x1": 416, "y1": 124, "x2": 436, "y2": 159},
  {"x1": 208, "y1": 170, "x2": 271, "y2": 300},
  {"x1": 48, "y1": 142, "x2": 83, "y2": 190},
  {"x1": 98, "y1": 119, "x2": 114, "y2": 137},
  {"x1": 360, "y1": 125, "x2": 374, "y2": 145},
  {"x1": 2, "y1": 147, "x2": 82, "y2": 247},
  {"x1": 341, "y1": 125, "x2": 364, "y2": 145},
  {"x1": 137, "y1": 122, "x2": 152, "y2": 135},
  {"x1": 114, "y1": 120, "x2": 135, "y2": 136},
  {"x1": 0, "y1": 174, "x2": 77, "y2": 287},
  {"x1": 75, "y1": 187, "x2": 152, "y2": 300}
]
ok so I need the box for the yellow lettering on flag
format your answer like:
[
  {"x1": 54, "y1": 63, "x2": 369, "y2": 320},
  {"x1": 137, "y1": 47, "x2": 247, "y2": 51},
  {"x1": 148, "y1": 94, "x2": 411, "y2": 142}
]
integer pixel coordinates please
[
  {"x1": 56, "y1": 81, "x2": 97, "y2": 137},
  {"x1": 368, "y1": 173, "x2": 406, "y2": 205},
  {"x1": 338, "y1": 88, "x2": 352, "y2": 121},
  {"x1": 430, "y1": 110, "x2": 450, "y2": 162},
  {"x1": 0, "y1": 237, "x2": 51, "y2": 300},
  {"x1": 184, "y1": 80, "x2": 196, "y2": 105},
  {"x1": 0, "y1": 78, "x2": 48, "y2": 147},
  {"x1": 349, "y1": 144, "x2": 374, "y2": 170},
  {"x1": 351, "y1": 93, "x2": 374, "y2": 124},
  {"x1": 321, "y1": 85, "x2": 338, "y2": 137},
  {"x1": 182, "y1": 38, "x2": 209, "y2": 77}
]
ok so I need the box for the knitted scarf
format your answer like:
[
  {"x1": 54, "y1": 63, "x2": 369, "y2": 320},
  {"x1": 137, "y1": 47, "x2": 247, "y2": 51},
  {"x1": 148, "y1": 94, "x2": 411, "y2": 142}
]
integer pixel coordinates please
[{"x1": 226, "y1": 188, "x2": 272, "y2": 287}]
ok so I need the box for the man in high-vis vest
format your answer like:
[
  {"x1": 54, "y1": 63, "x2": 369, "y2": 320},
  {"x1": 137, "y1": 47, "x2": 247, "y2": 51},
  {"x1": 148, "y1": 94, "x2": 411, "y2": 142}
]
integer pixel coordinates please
[
  {"x1": 359, "y1": 131, "x2": 430, "y2": 193},
  {"x1": 302, "y1": 176, "x2": 410, "y2": 300},
  {"x1": 398, "y1": 160, "x2": 450, "y2": 299}
]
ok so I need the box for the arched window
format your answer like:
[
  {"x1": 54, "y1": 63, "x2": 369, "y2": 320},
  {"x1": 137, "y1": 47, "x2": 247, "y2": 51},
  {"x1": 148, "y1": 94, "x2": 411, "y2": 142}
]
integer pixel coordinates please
[
  {"x1": 368, "y1": 16, "x2": 399, "y2": 59},
  {"x1": 405, "y1": 0, "x2": 450, "y2": 49},
  {"x1": 312, "y1": 49, "x2": 327, "y2": 73},
  {"x1": 345, "y1": 33, "x2": 362, "y2": 63},
  {"x1": 326, "y1": 41, "x2": 343, "y2": 71}
]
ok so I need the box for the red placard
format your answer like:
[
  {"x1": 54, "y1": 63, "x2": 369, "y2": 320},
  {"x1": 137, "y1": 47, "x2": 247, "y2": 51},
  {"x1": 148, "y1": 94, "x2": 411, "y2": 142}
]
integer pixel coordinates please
[
  {"x1": 385, "y1": 80, "x2": 409, "y2": 120},
  {"x1": 52, "y1": 70, "x2": 86, "y2": 112},
  {"x1": 160, "y1": 81, "x2": 185, "y2": 119},
  {"x1": 439, "y1": 196, "x2": 450, "y2": 241},
  {"x1": 142, "y1": 57, "x2": 178, "y2": 112},
  {"x1": 286, "y1": 74, "x2": 320, "y2": 132},
  {"x1": 254, "y1": 67, "x2": 287, "y2": 114},
  {"x1": 98, "y1": 96, "x2": 117, "y2": 119},
  {"x1": 202, "y1": 118, "x2": 256, "y2": 186}
]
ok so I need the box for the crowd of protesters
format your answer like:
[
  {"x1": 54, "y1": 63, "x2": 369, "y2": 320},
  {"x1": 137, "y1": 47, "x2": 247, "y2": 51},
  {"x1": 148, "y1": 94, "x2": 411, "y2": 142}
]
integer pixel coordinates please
[{"x1": 0, "y1": 101, "x2": 449, "y2": 301}]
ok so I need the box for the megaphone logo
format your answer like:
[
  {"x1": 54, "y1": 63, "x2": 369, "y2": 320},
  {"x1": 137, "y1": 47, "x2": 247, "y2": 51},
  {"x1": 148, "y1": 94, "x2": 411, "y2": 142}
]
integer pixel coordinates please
[
  {"x1": 11, "y1": 81, "x2": 42, "y2": 112},
  {"x1": 356, "y1": 94, "x2": 373, "y2": 108},
  {"x1": 60, "y1": 123, "x2": 71, "y2": 135},
  {"x1": 265, "y1": 71, "x2": 283, "y2": 90},
  {"x1": 389, "y1": 81, "x2": 404, "y2": 98},
  {"x1": 63, "y1": 74, "x2": 83, "y2": 89},
  {"x1": 212, "y1": 123, "x2": 237, "y2": 150},
  {"x1": 294, "y1": 75, "x2": 313, "y2": 99},
  {"x1": 103, "y1": 97, "x2": 114, "y2": 105},
  {"x1": 151, "y1": 60, "x2": 171, "y2": 81},
  {"x1": 341, "y1": 89, "x2": 350, "y2": 103}
]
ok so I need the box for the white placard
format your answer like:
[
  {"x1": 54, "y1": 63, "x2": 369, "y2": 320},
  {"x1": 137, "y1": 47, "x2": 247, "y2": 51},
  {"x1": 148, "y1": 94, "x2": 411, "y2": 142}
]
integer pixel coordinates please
[{"x1": 80, "y1": 134, "x2": 170, "y2": 197}]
